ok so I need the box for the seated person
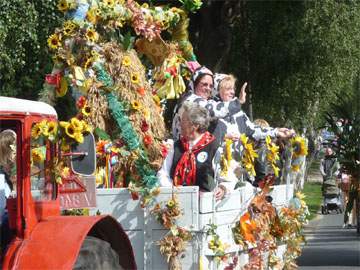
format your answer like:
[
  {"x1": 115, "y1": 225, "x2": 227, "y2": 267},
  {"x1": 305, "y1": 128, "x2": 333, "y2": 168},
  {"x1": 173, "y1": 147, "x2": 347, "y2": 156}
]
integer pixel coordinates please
[
  {"x1": 0, "y1": 129, "x2": 17, "y2": 252},
  {"x1": 158, "y1": 102, "x2": 227, "y2": 200},
  {"x1": 172, "y1": 66, "x2": 243, "y2": 140}
]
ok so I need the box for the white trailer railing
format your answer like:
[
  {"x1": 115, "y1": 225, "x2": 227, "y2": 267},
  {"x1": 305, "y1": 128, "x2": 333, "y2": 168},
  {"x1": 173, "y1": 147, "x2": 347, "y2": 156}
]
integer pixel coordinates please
[{"x1": 91, "y1": 183, "x2": 293, "y2": 269}]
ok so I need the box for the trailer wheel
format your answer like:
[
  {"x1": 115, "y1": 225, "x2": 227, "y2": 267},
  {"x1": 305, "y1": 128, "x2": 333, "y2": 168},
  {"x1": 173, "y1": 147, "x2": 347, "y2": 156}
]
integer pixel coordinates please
[{"x1": 73, "y1": 236, "x2": 123, "y2": 270}]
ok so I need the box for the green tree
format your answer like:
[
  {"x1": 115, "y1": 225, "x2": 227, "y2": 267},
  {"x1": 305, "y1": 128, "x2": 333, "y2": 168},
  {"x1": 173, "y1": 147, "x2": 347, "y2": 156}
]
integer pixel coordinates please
[
  {"x1": 0, "y1": 0, "x2": 61, "y2": 99},
  {"x1": 230, "y1": 0, "x2": 360, "y2": 133}
]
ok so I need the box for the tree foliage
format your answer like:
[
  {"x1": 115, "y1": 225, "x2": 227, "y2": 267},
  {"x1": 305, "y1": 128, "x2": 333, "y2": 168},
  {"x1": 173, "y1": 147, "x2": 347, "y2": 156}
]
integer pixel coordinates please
[
  {"x1": 0, "y1": 0, "x2": 61, "y2": 99},
  {"x1": 229, "y1": 0, "x2": 360, "y2": 132}
]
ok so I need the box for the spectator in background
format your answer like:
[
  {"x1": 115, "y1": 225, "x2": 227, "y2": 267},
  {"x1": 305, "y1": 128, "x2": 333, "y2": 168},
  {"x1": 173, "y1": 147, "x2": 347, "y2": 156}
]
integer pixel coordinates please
[{"x1": 320, "y1": 147, "x2": 340, "y2": 183}]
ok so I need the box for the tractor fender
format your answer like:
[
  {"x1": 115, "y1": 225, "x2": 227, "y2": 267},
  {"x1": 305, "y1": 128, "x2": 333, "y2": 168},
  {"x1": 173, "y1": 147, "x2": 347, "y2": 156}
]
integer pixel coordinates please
[{"x1": 4, "y1": 215, "x2": 136, "y2": 270}]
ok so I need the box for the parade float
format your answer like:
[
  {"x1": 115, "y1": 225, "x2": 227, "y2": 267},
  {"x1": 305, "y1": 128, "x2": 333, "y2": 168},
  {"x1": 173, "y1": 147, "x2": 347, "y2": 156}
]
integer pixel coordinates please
[{"x1": 33, "y1": 0, "x2": 310, "y2": 269}]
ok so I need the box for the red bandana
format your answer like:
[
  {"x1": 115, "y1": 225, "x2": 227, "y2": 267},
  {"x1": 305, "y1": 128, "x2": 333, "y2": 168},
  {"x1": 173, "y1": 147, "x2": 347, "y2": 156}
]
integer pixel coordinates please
[{"x1": 173, "y1": 131, "x2": 215, "y2": 187}]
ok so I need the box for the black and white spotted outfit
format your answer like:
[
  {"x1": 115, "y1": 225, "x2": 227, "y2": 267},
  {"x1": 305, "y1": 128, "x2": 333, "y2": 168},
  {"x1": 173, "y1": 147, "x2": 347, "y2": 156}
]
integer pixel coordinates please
[
  {"x1": 213, "y1": 108, "x2": 278, "y2": 143},
  {"x1": 171, "y1": 93, "x2": 242, "y2": 140}
]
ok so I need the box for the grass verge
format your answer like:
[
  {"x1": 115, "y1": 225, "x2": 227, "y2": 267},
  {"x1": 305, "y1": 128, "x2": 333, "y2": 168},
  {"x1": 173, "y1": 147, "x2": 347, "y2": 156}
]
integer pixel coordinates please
[{"x1": 302, "y1": 182, "x2": 322, "y2": 220}]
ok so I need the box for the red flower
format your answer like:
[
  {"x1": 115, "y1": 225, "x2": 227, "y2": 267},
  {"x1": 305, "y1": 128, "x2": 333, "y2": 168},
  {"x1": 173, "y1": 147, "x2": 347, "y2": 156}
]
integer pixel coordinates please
[
  {"x1": 143, "y1": 135, "x2": 153, "y2": 147},
  {"x1": 161, "y1": 143, "x2": 169, "y2": 158},
  {"x1": 141, "y1": 120, "x2": 149, "y2": 132},
  {"x1": 76, "y1": 96, "x2": 87, "y2": 109},
  {"x1": 45, "y1": 73, "x2": 61, "y2": 87}
]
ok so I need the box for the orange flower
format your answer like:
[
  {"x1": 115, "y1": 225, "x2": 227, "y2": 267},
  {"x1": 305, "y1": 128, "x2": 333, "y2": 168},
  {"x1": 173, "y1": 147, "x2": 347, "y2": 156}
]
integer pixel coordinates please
[
  {"x1": 96, "y1": 140, "x2": 108, "y2": 155},
  {"x1": 137, "y1": 87, "x2": 145, "y2": 96},
  {"x1": 239, "y1": 212, "x2": 257, "y2": 243}
]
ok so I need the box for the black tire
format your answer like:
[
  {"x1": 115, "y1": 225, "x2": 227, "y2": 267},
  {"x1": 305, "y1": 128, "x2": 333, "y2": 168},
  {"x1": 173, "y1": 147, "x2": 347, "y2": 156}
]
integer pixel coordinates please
[
  {"x1": 73, "y1": 236, "x2": 123, "y2": 270},
  {"x1": 321, "y1": 206, "x2": 325, "y2": 215}
]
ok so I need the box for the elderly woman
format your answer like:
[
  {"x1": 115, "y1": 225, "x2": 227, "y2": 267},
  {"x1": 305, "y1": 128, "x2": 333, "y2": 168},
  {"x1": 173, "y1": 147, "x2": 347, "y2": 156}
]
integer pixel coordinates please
[
  {"x1": 158, "y1": 102, "x2": 227, "y2": 200},
  {"x1": 171, "y1": 66, "x2": 243, "y2": 141}
]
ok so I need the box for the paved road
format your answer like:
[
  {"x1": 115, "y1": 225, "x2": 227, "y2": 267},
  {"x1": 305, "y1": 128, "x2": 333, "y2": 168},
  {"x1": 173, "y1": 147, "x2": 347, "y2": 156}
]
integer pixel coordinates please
[{"x1": 297, "y1": 213, "x2": 360, "y2": 270}]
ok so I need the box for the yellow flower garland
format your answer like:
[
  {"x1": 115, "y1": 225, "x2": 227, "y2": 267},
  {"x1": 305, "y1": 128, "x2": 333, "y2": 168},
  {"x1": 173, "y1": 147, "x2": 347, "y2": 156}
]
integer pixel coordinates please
[{"x1": 240, "y1": 134, "x2": 258, "y2": 176}]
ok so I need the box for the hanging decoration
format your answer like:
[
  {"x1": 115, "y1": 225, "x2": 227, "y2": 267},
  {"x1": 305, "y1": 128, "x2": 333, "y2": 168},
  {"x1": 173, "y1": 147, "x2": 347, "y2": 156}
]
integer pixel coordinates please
[{"x1": 290, "y1": 136, "x2": 308, "y2": 172}]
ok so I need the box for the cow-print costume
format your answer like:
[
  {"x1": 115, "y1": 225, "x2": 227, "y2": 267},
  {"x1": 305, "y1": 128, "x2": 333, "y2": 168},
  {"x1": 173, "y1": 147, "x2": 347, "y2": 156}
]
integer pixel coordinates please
[
  {"x1": 213, "y1": 110, "x2": 278, "y2": 144},
  {"x1": 172, "y1": 93, "x2": 242, "y2": 140},
  {"x1": 212, "y1": 73, "x2": 227, "y2": 98},
  {"x1": 171, "y1": 67, "x2": 242, "y2": 140}
]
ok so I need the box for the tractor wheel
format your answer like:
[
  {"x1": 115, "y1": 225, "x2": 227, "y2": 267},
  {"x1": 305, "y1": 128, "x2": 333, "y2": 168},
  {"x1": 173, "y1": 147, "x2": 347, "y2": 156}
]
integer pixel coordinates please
[{"x1": 73, "y1": 236, "x2": 123, "y2": 270}]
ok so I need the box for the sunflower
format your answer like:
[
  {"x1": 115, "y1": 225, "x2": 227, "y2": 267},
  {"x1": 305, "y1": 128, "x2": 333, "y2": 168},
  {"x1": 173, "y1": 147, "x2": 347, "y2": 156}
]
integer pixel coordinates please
[
  {"x1": 243, "y1": 156, "x2": 256, "y2": 177},
  {"x1": 32, "y1": 148, "x2": 45, "y2": 164},
  {"x1": 31, "y1": 123, "x2": 42, "y2": 139},
  {"x1": 39, "y1": 120, "x2": 49, "y2": 137},
  {"x1": 103, "y1": 0, "x2": 115, "y2": 7},
  {"x1": 63, "y1": 26, "x2": 75, "y2": 36},
  {"x1": 81, "y1": 105, "x2": 91, "y2": 117},
  {"x1": 122, "y1": 56, "x2": 131, "y2": 66},
  {"x1": 131, "y1": 72, "x2": 140, "y2": 84},
  {"x1": 240, "y1": 134, "x2": 258, "y2": 176},
  {"x1": 63, "y1": 20, "x2": 76, "y2": 30},
  {"x1": 64, "y1": 123, "x2": 76, "y2": 139},
  {"x1": 86, "y1": 8, "x2": 98, "y2": 24},
  {"x1": 131, "y1": 100, "x2": 142, "y2": 111},
  {"x1": 74, "y1": 132, "x2": 84, "y2": 144},
  {"x1": 85, "y1": 28, "x2": 98, "y2": 42},
  {"x1": 47, "y1": 34, "x2": 61, "y2": 50},
  {"x1": 265, "y1": 136, "x2": 280, "y2": 176},
  {"x1": 47, "y1": 121, "x2": 58, "y2": 140},
  {"x1": 291, "y1": 136, "x2": 308, "y2": 159},
  {"x1": 57, "y1": 0, "x2": 68, "y2": 12},
  {"x1": 70, "y1": 117, "x2": 83, "y2": 132}
]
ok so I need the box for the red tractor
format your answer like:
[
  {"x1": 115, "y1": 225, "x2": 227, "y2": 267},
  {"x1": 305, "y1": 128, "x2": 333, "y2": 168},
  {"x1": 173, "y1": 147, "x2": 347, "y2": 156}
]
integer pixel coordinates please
[{"x1": 0, "y1": 96, "x2": 136, "y2": 269}]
